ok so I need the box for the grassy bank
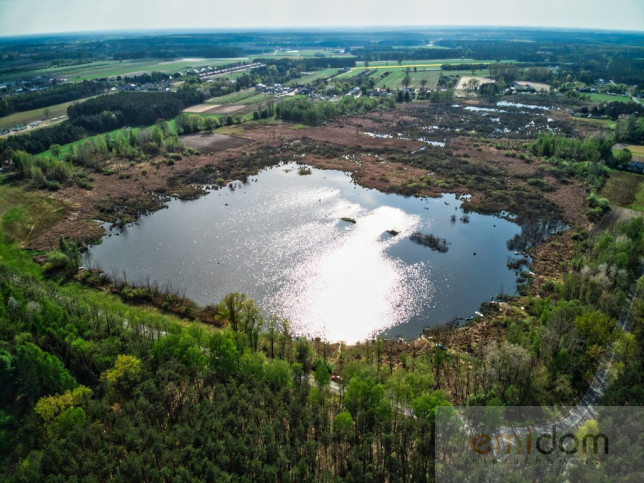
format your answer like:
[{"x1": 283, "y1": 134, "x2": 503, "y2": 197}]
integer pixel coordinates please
[{"x1": 0, "y1": 184, "x2": 66, "y2": 249}]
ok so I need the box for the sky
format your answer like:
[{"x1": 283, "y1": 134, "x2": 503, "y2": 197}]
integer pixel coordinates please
[{"x1": 0, "y1": 0, "x2": 642, "y2": 36}]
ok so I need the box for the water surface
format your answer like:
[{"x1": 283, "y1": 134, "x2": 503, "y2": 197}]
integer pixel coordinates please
[{"x1": 87, "y1": 163, "x2": 523, "y2": 343}]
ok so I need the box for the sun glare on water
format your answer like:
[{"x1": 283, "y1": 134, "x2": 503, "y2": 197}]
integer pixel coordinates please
[{"x1": 268, "y1": 203, "x2": 432, "y2": 343}]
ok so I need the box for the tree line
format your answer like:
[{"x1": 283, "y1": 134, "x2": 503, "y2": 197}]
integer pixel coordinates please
[
  {"x1": 67, "y1": 89, "x2": 206, "y2": 129},
  {"x1": 275, "y1": 95, "x2": 395, "y2": 124},
  {"x1": 0, "y1": 80, "x2": 108, "y2": 117},
  {"x1": 0, "y1": 89, "x2": 205, "y2": 158}
]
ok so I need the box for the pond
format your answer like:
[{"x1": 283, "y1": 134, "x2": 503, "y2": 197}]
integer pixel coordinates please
[{"x1": 86, "y1": 163, "x2": 525, "y2": 343}]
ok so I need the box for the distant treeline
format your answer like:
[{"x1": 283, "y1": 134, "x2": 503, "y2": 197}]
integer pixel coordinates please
[
  {"x1": 258, "y1": 57, "x2": 355, "y2": 70},
  {"x1": 275, "y1": 95, "x2": 394, "y2": 124},
  {"x1": 68, "y1": 90, "x2": 205, "y2": 129},
  {"x1": 0, "y1": 90, "x2": 205, "y2": 157},
  {"x1": 441, "y1": 63, "x2": 489, "y2": 71},
  {"x1": 435, "y1": 39, "x2": 644, "y2": 86},
  {"x1": 0, "y1": 80, "x2": 108, "y2": 117},
  {"x1": 118, "y1": 72, "x2": 171, "y2": 84},
  {"x1": 356, "y1": 48, "x2": 461, "y2": 62}
]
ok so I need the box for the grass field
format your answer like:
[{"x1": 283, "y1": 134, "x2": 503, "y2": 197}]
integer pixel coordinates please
[
  {"x1": 254, "y1": 49, "x2": 353, "y2": 59},
  {"x1": 601, "y1": 170, "x2": 644, "y2": 211},
  {"x1": 0, "y1": 58, "x2": 250, "y2": 83},
  {"x1": 0, "y1": 95, "x2": 101, "y2": 130},
  {"x1": 621, "y1": 144, "x2": 644, "y2": 158},
  {"x1": 334, "y1": 60, "x2": 490, "y2": 89},
  {"x1": 571, "y1": 116, "x2": 616, "y2": 129},
  {"x1": 206, "y1": 89, "x2": 271, "y2": 105},
  {"x1": 353, "y1": 58, "x2": 515, "y2": 68},
  {"x1": 289, "y1": 68, "x2": 342, "y2": 86},
  {"x1": 0, "y1": 184, "x2": 66, "y2": 248},
  {"x1": 376, "y1": 69, "x2": 488, "y2": 89},
  {"x1": 588, "y1": 93, "x2": 633, "y2": 103}
]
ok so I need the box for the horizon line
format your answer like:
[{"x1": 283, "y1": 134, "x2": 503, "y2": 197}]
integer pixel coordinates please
[{"x1": 1, "y1": 24, "x2": 643, "y2": 40}]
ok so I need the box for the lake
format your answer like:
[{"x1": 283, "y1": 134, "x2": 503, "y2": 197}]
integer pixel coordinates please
[{"x1": 86, "y1": 163, "x2": 524, "y2": 343}]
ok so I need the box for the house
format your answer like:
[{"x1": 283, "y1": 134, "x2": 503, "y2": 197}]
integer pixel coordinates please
[
  {"x1": 627, "y1": 161, "x2": 644, "y2": 174},
  {"x1": 619, "y1": 161, "x2": 644, "y2": 174},
  {"x1": 513, "y1": 84, "x2": 536, "y2": 94}
]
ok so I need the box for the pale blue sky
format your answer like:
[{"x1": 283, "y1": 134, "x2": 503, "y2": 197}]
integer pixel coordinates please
[{"x1": 0, "y1": 0, "x2": 642, "y2": 36}]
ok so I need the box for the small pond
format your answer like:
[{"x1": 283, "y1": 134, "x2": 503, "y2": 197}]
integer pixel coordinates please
[{"x1": 86, "y1": 163, "x2": 526, "y2": 343}]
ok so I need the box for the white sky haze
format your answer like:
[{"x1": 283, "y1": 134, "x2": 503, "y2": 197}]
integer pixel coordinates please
[{"x1": 0, "y1": 0, "x2": 642, "y2": 36}]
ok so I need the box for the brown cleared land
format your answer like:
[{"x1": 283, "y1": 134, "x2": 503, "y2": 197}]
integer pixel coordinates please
[
  {"x1": 181, "y1": 132, "x2": 250, "y2": 152},
  {"x1": 516, "y1": 81, "x2": 551, "y2": 92},
  {"x1": 183, "y1": 104, "x2": 246, "y2": 115},
  {"x1": 183, "y1": 104, "x2": 221, "y2": 114},
  {"x1": 208, "y1": 104, "x2": 246, "y2": 115},
  {"x1": 455, "y1": 76, "x2": 494, "y2": 91}
]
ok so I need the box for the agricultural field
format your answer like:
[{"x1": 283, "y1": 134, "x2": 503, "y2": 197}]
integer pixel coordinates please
[
  {"x1": 0, "y1": 58, "x2": 249, "y2": 83},
  {"x1": 353, "y1": 58, "x2": 515, "y2": 68},
  {"x1": 185, "y1": 104, "x2": 246, "y2": 115},
  {"x1": 455, "y1": 76, "x2": 495, "y2": 91},
  {"x1": 355, "y1": 59, "x2": 486, "y2": 68},
  {"x1": 600, "y1": 170, "x2": 644, "y2": 211},
  {"x1": 289, "y1": 68, "x2": 342, "y2": 85},
  {"x1": 621, "y1": 144, "x2": 644, "y2": 158},
  {"x1": 570, "y1": 116, "x2": 616, "y2": 129},
  {"x1": 335, "y1": 60, "x2": 492, "y2": 89},
  {"x1": 588, "y1": 92, "x2": 634, "y2": 103},
  {"x1": 374, "y1": 68, "x2": 489, "y2": 89},
  {"x1": 516, "y1": 80, "x2": 551, "y2": 92},
  {"x1": 206, "y1": 89, "x2": 272, "y2": 105},
  {"x1": 255, "y1": 49, "x2": 353, "y2": 59}
]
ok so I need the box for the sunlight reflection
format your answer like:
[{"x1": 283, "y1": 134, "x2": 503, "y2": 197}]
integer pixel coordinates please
[{"x1": 269, "y1": 205, "x2": 431, "y2": 343}]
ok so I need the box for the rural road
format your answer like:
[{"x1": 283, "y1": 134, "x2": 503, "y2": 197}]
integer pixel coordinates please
[
  {"x1": 489, "y1": 273, "x2": 640, "y2": 454},
  {"x1": 323, "y1": 262, "x2": 640, "y2": 450}
]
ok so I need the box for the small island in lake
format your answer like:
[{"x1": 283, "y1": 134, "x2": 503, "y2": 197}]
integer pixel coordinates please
[{"x1": 410, "y1": 231, "x2": 449, "y2": 253}]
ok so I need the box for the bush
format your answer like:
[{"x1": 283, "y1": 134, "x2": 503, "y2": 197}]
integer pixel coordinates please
[
  {"x1": 45, "y1": 180, "x2": 61, "y2": 191},
  {"x1": 43, "y1": 252, "x2": 71, "y2": 274}
]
